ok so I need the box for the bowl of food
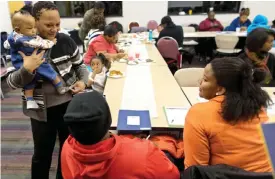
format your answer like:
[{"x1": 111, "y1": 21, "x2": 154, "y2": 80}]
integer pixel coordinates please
[{"x1": 107, "y1": 70, "x2": 124, "y2": 79}]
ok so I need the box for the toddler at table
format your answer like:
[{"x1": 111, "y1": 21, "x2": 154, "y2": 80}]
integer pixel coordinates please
[
  {"x1": 87, "y1": 53, "x2": 111, "y2": 93},
  {"x1": 8, "y1": 10, "x2": 69, "y2": 109}
]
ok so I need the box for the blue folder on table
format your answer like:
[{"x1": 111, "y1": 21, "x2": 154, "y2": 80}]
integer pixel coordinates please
[
  {"x1": 117, "y1": 110, "x2": 151, "y2": 131},
  {"x1": 261, "y1": 122, "x2": 275, "y2": 173}
]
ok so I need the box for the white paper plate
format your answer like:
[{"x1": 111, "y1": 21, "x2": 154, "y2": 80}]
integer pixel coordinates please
[
  {"x1": 107, "y1": 71, "x2": 125, "y2": 79},
  {"x1": 127, "y1": 60, "x2": 139, "y2": 65},
  {"x1": 118, "y1": 59, "x2": 128, "y2": 63}
]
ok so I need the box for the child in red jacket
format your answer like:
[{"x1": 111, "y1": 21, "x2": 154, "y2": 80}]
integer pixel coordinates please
[{"x1": 62, "y1": 91, "x2": 180, "y2": 179}]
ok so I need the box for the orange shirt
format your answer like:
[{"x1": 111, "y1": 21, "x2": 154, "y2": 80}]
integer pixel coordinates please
[{"x1": 184, "y1": 95, "x2": 272, "y2": 172}]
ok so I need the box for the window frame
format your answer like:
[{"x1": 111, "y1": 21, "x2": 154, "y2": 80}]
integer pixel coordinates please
[
  {"x1": 54, "y1": 1, "x2": 123, "y2": 18},
  {"x1": 167, "y1": 1, "x2": 242, "y2": 16}
]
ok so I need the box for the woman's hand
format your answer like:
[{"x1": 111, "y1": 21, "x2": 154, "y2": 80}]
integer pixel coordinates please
[
  {"x1": 70, "y1": 81, "x2": 86, "y2": 94},
  {"x1": 118, "y1": 49, "x2": 125, "y2": 53},
  {"x1": 117, "y1": 53, "x2": 127, "y2": 59},
  {"x1": 240, "y1": 26, "x2": 247, "y2": 31},
  {"x1": 18, "y1": 49, "x2": 45, "y2": 73}
]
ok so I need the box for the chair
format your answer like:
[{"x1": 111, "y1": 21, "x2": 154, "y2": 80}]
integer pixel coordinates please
[
  {"x1": 1, "y1": 67, "x2": 7, "y2": 99},
  {"x1": 174, "y1": 68, "x2": 204, "y2": 87},
  {"x1": 147, "y1": 20, "x2": 158, "y2": 30},
  {"x1": 183, "y1": 164, "x2": 273, "y2": 179},
  {"x1": 183, "y1": 26, "x2": 196, "y2": 33},
  {"x1": 130, "y1": 27, "x2": 147, "y2": 33},
  {"x1": 128, "y1": 22, "x2": 139, "y2": 32},
  {"x1": 182, "y1": 26, "x2": 198, "y2": 46},
  {"x1": 157, "y1": 36, "x2": 182, "y2": 72},
  {"x1": 215, "y1": 34, "x2": 241, "y2": 55}
]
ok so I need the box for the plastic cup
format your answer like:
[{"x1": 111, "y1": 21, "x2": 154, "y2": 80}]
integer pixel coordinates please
[{"x1": 135, "y1": 52, "x2": 140, "y2": 59}]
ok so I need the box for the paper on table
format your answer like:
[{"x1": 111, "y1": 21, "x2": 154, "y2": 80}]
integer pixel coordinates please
[
  {"x1": 127, "y1": 116, "x2": 140, "y2": 126},
  {"x1": 164, "y1": 107, "x2": 189, "y2": 126},
  {"x1": 128, "y1": 44, "x2": 148, "y2": 61},
  {"x1": 121, "y1": 65, "x2": 158, "y2": 118}
]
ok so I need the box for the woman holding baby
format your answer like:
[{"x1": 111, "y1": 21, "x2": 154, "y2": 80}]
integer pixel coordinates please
[{"x1": 6, "y1": 1, "x2": 89, "y2": 179}]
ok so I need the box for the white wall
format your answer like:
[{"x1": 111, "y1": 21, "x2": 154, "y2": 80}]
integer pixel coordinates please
[
  {"x1": 60, "y1": 1, "x2": 275, "y2": 32},
  {"x1": 1, "y1": 1, "x2": 275, "y2": 33},
  {"x1": 0, "y1": 1, "x2": 13, "y2": 32}
]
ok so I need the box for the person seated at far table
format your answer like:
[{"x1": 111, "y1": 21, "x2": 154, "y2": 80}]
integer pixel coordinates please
[
  {"x1": 184, "y1": 57, "x2": 273, "y2": 172},
  {"x1": 247, "y1": 14, "x2": 270, "y2": 34},
  {"x1": 271, "y1": 20, "x2": 275, "y2": 29},
  {"x1": 157, "y1": 16, "x2": 184, "y2": 47},
  {"x1": 199, "y1": 10, "x2": 223, "y2": 31},
  {"x1": 83, "y1": 25, "x2": 126, "y2": 65},
  {"x1": 239, "y1": 28, "x2": 275, "y2": 87},
  {"x1": 61, "y1": 91, "x2": 180, "y2": 179},
  {"x1": 227, "y1": 8, "x2": 251, "y2": 31}
]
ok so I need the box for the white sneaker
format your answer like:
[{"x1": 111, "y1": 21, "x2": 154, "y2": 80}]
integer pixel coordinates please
[{"x1": 27, "y1": 100, "x2": 39, "y2": 109}]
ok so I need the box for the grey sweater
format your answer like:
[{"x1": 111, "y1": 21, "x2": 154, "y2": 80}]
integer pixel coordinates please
[{"x1": 6, "y1": 33, "x2": 89, "y2": 121}]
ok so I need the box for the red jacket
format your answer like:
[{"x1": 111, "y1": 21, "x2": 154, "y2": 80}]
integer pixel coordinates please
[
  {"x1": 199, "y1": 18, "x2": 223, "y2": 32},
  {"x1": 61, "y1": 134, "x2": 180, "y2": 179}
]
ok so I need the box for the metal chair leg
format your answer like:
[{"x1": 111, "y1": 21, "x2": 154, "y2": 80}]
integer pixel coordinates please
[{"x1": 0, "y1": 88, "x2": 4, "y2": 99}]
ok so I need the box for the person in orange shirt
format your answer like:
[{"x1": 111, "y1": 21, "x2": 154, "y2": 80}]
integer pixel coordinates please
[
  {"x1": 61, "y1": 91, "x2": 180, "y2": 179},
  {"x1": 184, "y1": 57, "x2": 273, "y2": 172}
]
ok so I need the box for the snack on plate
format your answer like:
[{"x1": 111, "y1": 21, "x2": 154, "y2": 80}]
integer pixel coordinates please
[{"x1": 110, "y1": 70, "x2": 123, "y2": 76}]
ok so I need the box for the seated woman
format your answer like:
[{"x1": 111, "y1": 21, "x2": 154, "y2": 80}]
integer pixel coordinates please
[
  {"x1": 272, "y1": 20, "x2": 275, "y2": 29},
  {"x1": 239, "y1": 28, "x2": 275, "y2": 87},
  {"x1": 227, "y1": 8, "x2": 251, "y2": 31},
  {"x1": 199, "y1": 10, "x2": 223, "y2": 32},
  {"x1": 83, "y1": 25, "x2": 126, "y2": 65},
  {"x1": 247, "y1": 14, "x2": 270, "y2": 34},
  {"x1": 184, "y1": 57, "x2": 273, "y2": 172},
  {"x1": 157, "y1": 16, "x2": 183, "y2": 47}
]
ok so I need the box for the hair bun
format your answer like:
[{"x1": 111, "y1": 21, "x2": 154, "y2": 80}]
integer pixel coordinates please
[{"x1": 252, "y1": 68, "x2": 267, "y2": 83}]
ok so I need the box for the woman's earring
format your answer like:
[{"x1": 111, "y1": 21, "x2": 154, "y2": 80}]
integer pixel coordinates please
[{"x1": 216, "y1": 92, "x2": 220, "y2": 96}]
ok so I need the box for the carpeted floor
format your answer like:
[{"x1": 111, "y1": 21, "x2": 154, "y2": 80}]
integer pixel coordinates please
[{"x1": 1, "y1": 86, "x2": 58, "y2": 179}]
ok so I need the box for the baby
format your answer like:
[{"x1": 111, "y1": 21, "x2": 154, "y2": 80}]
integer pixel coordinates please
[
  {"x1": 87, "y1": 53, "x2": 111, "y2": 94},
  {"x1": 8, "y1": 10, "x2": 69, "y2": 109}
]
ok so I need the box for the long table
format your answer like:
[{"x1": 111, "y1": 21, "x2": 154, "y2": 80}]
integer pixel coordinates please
[
  {"x1": 153, "y1": 31, "x2": 247, "y2": 39},
  {"x1": 184, "y1": 31, "x2": 247, "y2": 38},
  {"x1": 104, "y1": 43, "x2": 190, "y2": 128},
  {"x1": 113, "y1": 43, "x2": 167, "y2": 66},
  {"x1": 181, "y1": 87, "x2": 275, "y2": 122}
]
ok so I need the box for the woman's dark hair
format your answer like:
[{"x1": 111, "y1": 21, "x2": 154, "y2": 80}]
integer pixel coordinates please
[
  {"x1": 91, "y1": 53, "x2": 111, "y2": 69},
  {"x1": 272, "y1": 20, "x2": 275, "y2": 26},
  {"x1": 33, "y1": 1, "x2": 58, "y2": 20},
  {"x1": 103, "y1": 25, "x2": 117, "y2": 37},
  {"x1": 98, "y1": 24, "x2": 106, "y2": 31},
  {"x1": 246, "y1": 28, "x2": 275, "y2": 53},
  {"x1": 240, "y1": 7, "x2": 250, "y2": 16},
  {"x1": 20, "y1": 4, "x2": 33, "y2": 15},
  {"x1": 161, "y1": 16, "x2": 175, "y2": 27},
  {"x1": 210, "y1": 57, "x2": 272, "y2": 123},
  {"x1": 94, "y1": 1, "x2": 105, "y2": 9}
]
